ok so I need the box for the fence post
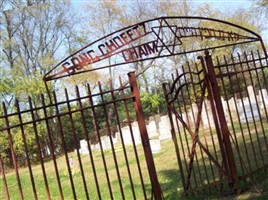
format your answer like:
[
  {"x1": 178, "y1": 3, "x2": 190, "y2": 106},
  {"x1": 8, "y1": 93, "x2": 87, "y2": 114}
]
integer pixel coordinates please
[
  {"x1": 203, "y1": 51, "x2": 239, "y2": 193},
  {"x1": 128, "y1": 72, "x2": 163, "y2": 200},
  {"x1": 162, "y1": 83, "x2": 186, "y2": 192},
  {"x1": 0, "y1": 154, "x2": 10, "y2": 200}
]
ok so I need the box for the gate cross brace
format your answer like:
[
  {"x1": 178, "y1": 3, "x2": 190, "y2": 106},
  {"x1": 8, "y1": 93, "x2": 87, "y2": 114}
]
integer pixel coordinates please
[{"x1": 168, "y1": 82, "x2": 230, "y2": 191}]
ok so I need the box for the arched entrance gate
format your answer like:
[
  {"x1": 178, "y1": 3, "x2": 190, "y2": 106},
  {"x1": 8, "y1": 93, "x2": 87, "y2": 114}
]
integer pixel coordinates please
[{"x1": 1, "y1": 17, "x2": 268, "y2": 199}]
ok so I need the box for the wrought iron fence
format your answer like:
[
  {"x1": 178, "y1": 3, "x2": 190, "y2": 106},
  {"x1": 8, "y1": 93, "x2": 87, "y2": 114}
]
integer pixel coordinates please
[
  {"x1": 0, "y1": 72, "x2": 162, "y2": 200},
  {"x1": 163, "y1": 50, "x2": 268, "y2": 195}
]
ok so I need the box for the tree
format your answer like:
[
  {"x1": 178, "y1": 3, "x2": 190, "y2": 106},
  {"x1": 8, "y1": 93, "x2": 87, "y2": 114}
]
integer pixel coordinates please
[
  {"x1": 82, "y1": 0, "x2": 125, "y2": 83},
  {"x1": 254, "y1": 0, "x2": 268, "y2": 13},
  {"x1": 0, "y1": 0, "x2": 78, "y2": 104},
  {"x1": 0, "y1": 1, "x2": 83, "y2": 166}
]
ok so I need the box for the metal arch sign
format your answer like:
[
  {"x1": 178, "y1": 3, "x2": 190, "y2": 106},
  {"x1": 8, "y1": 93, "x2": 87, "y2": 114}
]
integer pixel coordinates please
[{"x1": 43, "y1": 16, "x2": 264, "y2": 81}]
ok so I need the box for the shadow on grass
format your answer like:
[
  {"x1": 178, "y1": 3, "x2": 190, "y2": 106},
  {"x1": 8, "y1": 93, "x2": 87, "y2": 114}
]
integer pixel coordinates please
[
  {"x1": 158, "y1": 169, "x2": 233, "y2": 200},
  {"x1": 160, "y1": 131, "x2": 268, "y2": 199},
  {"x1": 158, "y1": 169, "x2": 181, "y2": 200}
]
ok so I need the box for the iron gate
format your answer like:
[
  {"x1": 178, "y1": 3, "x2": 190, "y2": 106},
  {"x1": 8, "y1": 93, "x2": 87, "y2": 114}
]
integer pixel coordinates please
[
  {"x1": 163, "y1": 50, "x2": 268, "y2": 195},
  {"x1": 1, "y1": 16, "x2": 268, "y2": 199},
  {"x1": 0, "y1": 72, "x2": 163, "y2": 200}
]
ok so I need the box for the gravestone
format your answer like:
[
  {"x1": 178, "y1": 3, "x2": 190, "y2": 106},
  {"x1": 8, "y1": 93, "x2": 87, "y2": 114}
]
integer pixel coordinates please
[
  {"x1": 92, "y1": 143, "x2": 100, "y2": 151},
  {"x1": 121, "y1": 126, "x2": 132, "y2": 145},
  {"x1": 201, "y1": 100, "x2": 215, "y2": 129},
  {"x1": 181, "y1": 112, "x2": 189, "y2": 127},
  {"x1": 100, "y1": 136, "x2": 112, "y2": 150},
  {"x1": 79, "y1": 139, "x2": 89, "y2": 155},
  {"x1": 239, "y1": 97, "x2": 260, "y2": 123},
  {"x1": 247, "y1": 86, "x2": 257, "y2": 103},
  {"x1": 221, "y1": 97, "x2": 228, "y2": 115},
  {"x1": 149, "y1": 139, "x2": 161, "y2": 154},
  {"x1": 131, "y1": 122, "x2": 141, "y2": 145},
  {"x1": 112, "y1": 133, "x2": 118, "y2": 145},
  {"x1": 228, "y1": 97, "x2": 236, "y2": 113},
  {"x1": 149, "y1": 116, "x2": 155, "y2": 122},
  {"x1": 167, "y1": 112, "x2": 190, "y2": 134},
  {"x1": 159, "y1": 115, "x2": 172, "y2": 140},
  {"x1": 154, "y1": 114, "x2": 161, "y2": 129},
  {"x1": 188, "y1": 103, "x2": 198, "y2": 126},
  {"x1": 147, "y1": 120, "x2": 158, "y2": 139},
  {"x1": 259, "y1": 89, "x2": 268, "y2": 109},
  {"x1": 171, "y1": 114, "x2": 179, "y2": 133}
]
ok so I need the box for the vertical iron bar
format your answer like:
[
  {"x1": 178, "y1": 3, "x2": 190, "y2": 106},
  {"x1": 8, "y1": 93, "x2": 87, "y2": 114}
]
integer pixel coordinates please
[
  {"x1": 224, "y1": 55, "x2": 252, "y2": 172},
  {"x1": 247, "y1": 52, "x2": 267, "y2": 130},
  {"x1": 240, "y1": 53, "x2": 265, "y2": 165},
  {"x1": 64, "y1": 88, "x2": 90, "y2": 200},
  {"x1": 253, "y1": 53, "x2": 268, "y2": 112},
  {"x1": 162, "y1": 83, "x2": 186, "y2": 191},
  {"x1": 257, "y1": 50, "x2": 268, "y2": 121},
  {"x1": 28, "y1": 97, "x2": 51, "y2": 200},
  {"x1": 87, "y1": 84, "x2": 114, "y2": 200},
  {"x1": 230, "y1": 54, "x2": 258, "y2": 169},
  {"x1": 53, "y1": 91, "x2": 77, "y2": 200},
  {"x1": 98, "y1": 81, "x2": 125, "y2": 200},
  {"x1": 41, "y1": 94, "x2": 64, "y2": 200},
  {"x1": 204, "y1": 51, "x2": 239, "y2": 193},
  {"x1": 187, "y1": 62, "x2": 212, "y2": 185},
  {"x1": 3, "y1": 102, "x2": 24, "y2": 200},
  {"x1": 0, "y1": 153, "x2": 10, "y2": 200},
  {"x1": 76, "y1": 86, "x2": 101, "y2": 199},
  {"x1": 251, "y1": 51, "x2": 268, "y2": 152},
  {"x1": 196, "y1": 62, "x2": 221, "y2": 186},
  {"x1": 167, "y1": 78, "x2": 190, "y2": 177},
  {"x1": 119, "y1": 77, "x2": 148, "y2": 199},
  {"x1": 215, "y1": 57, "x2": 246, "y2": 176},
  {"x1": 173, "y1": 71, "x2": 198, "y2": 189},
  {"x1": 15, "y1": 99, "x2": 38, "y2": 200},
  {"x1": 109, "y1": 79, "x2": 136, "y2": 200},
  {"x1": 195, "y1": 62, "x2": 219, "y2": 165},
  {"x1": 199, "y1": 55, "x2": 231, "y2": 187},
  {"x1": 128, "y1": 72, "x2": 163, "y2": 200},
  {"x1": 183, "y1": 80, "x2": 207, "y2": 191},
  {"x1": 180, "y1": 66, "x2": 203, "y2": 188}
]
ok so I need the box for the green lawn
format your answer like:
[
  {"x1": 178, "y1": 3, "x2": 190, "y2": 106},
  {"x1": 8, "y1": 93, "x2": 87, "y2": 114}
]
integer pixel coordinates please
[
  {"x1": 0, "y1": 140, "x2": 182, "y2": 200},
  {"x1": 1, "y1": 120, "x2": 268, "y2": 200}
]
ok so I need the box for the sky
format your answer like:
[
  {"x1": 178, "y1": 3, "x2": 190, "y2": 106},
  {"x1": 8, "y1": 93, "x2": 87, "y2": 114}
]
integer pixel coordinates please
[
  {"x1": 70, "y1": 0, "x2": 266, "y2": 43},
  {"x1": 71, "y1": 0, "x2": 253, "y2": 9}
]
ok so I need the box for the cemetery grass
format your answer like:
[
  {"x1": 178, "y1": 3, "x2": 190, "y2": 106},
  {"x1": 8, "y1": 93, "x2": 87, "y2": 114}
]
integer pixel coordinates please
[
  {"x1": 0, "y1": 140, "x2": 184, "y2": 200},
  {"x1": 1, "y1": 120, "x2": 268, "y2": 199}
]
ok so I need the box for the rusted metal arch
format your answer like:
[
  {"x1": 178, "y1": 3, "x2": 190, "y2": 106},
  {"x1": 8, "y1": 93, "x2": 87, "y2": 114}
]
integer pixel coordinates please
[{"x1": 43, "y1": 16, "x2": 266, "y2": 82}]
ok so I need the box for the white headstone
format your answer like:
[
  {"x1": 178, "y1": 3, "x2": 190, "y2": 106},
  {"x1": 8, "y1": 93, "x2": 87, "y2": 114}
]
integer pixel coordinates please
[
  {"x1": 112, "y1": 134, "x2": 118, "y2": 145},
  {"x1": 159, "y1": 115, "x2": 172, "y2": 141},
  {"x1": 100, "y1": 136, "x2": 112, "y2": 150},
  {"x1": 239, "y1": 97, "x2": 260, "y2": 123},
  {"x1": 228, "y1": 97, "x2": 236, "y2": 113},
  {"x1": 201, "y1": 100, "x2": 216, "y2": 129},
  {"x1": 147, "y1": 120, "x2": 158, "y2": 139},
  {"x1": 181, "y1": 112, "x2": 189, "y2": 127},
  {"x1": 121, "y1": 126, "x2": 132, "y2": 145},
  {"x1": 149, "y1": 139, "x2": 161, "y2": 154},
  {"x1": 187, "y1": 103, "x2": 198, "y2": 126},
  {"x1": 171, "y1": 114, "x2": 179, "y2": 133},
  {"x1": 247, "y1": 86, "x2": 257, "y2": 103},
  {"x1": 131, "y1": 122, "x2": 141, "y2": 145},
  {"x1": 221, "y1": 97, "x2": 228, "y2": 114},
  {"x1": 92, "y1": 143, "x2": 100, "y2": 150},
  {"x1": 79, "y1": 140, "x2": 89, "y2": 155}
]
